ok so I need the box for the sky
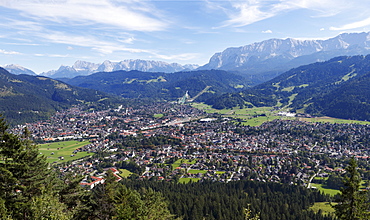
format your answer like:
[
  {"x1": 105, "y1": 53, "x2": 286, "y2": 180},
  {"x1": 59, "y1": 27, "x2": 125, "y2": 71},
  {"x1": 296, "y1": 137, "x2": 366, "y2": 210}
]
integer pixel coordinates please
[{"x1": 1, "y1": 0, "x2": 370, "y2": 73}]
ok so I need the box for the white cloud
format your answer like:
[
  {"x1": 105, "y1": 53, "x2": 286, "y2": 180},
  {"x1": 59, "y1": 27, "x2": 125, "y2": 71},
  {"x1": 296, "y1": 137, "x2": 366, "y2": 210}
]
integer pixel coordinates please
[
  {"x1": 0, "y1": 49, "x2": 22, "y2": 55},
  {"x1": 262, "y1": 29, "x2": 272, "y2": 34},
  {"x1": 154, "y1": 53, "x2": 199, "y2": 61},
  {"x1": 0, "y1": 0, "x2": 167, "y2": 31},
  {"x1": 36, "y1": 31, "x2": 151, "y2": 55},
  {"x1": 219, "y1": 0, "x2": 349, "y2": 28},
  {"x1": 33, "y1": 53, "x2": 70, "y2": 58},
  {"x1": 221, "y1": 1, "x2": 274, "y2": 27},
  {"x1": 330, "y1": 17, "x2": 370, "y2": 31}
]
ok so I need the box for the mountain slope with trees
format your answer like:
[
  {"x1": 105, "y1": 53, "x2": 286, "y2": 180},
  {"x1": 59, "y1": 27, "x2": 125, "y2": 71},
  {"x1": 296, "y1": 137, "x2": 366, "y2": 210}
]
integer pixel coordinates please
[
  {"x1": 63, "y1": 69, "x2": 250, "y2": 102},
  {"x1": 0, "y1": 68, "x2": 120, "y2": 124},
  {"x1": 205, "y1": 55, "x2": 370, "y2": 120}
]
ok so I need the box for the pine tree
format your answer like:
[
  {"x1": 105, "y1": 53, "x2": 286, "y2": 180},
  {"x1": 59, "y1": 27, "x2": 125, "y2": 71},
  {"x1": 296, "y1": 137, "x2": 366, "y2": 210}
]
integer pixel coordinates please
[
  {"x1": 0, "y1": 115, "x2": 63, "y2": 219},
  {"x1": 333, "y1": 157, "x2": 370, "y2": 220}
]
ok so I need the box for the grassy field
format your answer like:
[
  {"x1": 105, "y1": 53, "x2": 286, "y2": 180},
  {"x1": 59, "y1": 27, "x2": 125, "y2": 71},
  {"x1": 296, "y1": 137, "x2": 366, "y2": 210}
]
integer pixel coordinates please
[
  {"x1": 153, "y1": 113, "x2": 164, "y2": 118},
  {"x1": 310, "y1": 202, "x2": 336, "y2": 215},
  {"x1": 179, "y1": 178, "x2": 200, "y2": 183},
  {"x1": 171, "y1": 159, "x2": 196, "y2": 170},
  {"x1": 38, "y1": 140, "x2": 92, "y2": 163},
  {"x1": 310, "y1": 183, "x2": 340, "y2": 196},
  {"x1": 299, "y1": 117, "x2": 370, "y2": 125},
  {"x1": 119, "y1": 169, "x2": 133, "y2": 178},
  {"x1": 188, "y1": 169, "x2": 207, "y2": 174},
  {"x1": 192, "y1": 103, "x2": 370, "y2": 126}
]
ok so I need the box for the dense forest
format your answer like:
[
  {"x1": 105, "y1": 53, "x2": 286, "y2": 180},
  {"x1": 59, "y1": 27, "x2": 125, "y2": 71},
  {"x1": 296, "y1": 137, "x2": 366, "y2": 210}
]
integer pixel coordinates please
[{"x1": 121, "y1": 179, "x2": 333, "y2": 220}]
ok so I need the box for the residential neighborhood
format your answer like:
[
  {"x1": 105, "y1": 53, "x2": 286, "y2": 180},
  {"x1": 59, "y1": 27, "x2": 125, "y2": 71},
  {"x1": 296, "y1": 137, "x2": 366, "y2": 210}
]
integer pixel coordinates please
[{"x1": 12, "y1": 102, "x2": 370, "y2": 188}]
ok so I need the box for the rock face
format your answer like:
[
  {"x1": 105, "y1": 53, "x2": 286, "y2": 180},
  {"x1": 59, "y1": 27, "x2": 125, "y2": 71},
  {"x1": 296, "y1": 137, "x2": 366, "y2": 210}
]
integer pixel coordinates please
[
  {"x1": 3, "y1": 64, "x2": 36, "y2": 75},
  {"x1": 199, "y1": 32, "x2": 370, "y2": 74},
  {"x1": 41, "y1": 59, "x2": 199, "y2": 78}
]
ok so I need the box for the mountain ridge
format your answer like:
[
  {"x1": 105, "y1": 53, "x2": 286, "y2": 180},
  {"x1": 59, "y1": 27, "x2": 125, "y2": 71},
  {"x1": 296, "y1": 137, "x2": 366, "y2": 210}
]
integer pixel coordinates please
[
  {"x1": 62, "y1": 69, "x2": 249, "y2": 102},
  {"x1": 41, "y1": 59, "x2": 199, "y2": 79},
  {"x1": 199, "y1": 32, "x2": 370, "y2": 78},
  {"x1": 204, "y1": 54, "x2": 370, "y2": 121},
  {"x1": 0, "y1": 67, "x2": 120, "y2": 125}
]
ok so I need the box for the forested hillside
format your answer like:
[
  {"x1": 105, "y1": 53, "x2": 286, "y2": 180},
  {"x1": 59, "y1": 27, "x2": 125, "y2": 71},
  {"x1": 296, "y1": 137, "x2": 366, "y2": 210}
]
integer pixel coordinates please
[
  {"x1": 62, "y1": 69, "x2": 250, "y2": 102},
  {"x1": 206, "y1": 55, "x2": 370, "y2": 120},
  {"x1": 0, "y1": 68, "x2": 120, "y2": 124}
]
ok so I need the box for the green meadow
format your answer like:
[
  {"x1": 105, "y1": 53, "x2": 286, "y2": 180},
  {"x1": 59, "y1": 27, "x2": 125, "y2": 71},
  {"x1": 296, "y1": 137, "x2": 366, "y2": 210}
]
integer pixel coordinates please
[
  {"x1": 179, "y1": 178, "x2": 200, "y2": 183},
  {"x1": 191, "y1": 103, "x2": 370, "y2": 126},
  {"x1": 310, "y1": 183, "x2": 340, "y2": 196},
  {"x1": 188, "y1": 169, "x2": 207, "y2": 174},
  {"x1": 38, "y1": 140, "x2": 92, "y2": 163},
  {"x1": 171, "y1": 159, "x2": 196, "y2": 170},
  {"x1": 119, "y1": 169, "x2": 133, "y2": 178},
  {"x1": 310, "y1": 202, "x2": 336, "y2": 215}
]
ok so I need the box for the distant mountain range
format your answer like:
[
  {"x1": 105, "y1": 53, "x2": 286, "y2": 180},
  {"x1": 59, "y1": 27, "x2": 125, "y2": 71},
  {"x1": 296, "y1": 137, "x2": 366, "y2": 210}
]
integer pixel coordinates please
[
  {"x1": 200, "y1": 32, "x2": 370, "y2": 83},
  {"x1": 62, "y1": 69, "x2": 249, "y2": 102},
  {"x1": 41, "y1": 60, "x2": 199, "y2": 79},
  {"x1": 4, "y1": 32, "x2": 370, "y2": 84},
  {"x1": 205, "y1": 55, "x2": 370, "y2": 121},
  {"x1": 0, "y1": 67, "x2": 120, "y2": 125},
  {"x1": 3, "y1": 64, "x2": 37, "y2": 76}
]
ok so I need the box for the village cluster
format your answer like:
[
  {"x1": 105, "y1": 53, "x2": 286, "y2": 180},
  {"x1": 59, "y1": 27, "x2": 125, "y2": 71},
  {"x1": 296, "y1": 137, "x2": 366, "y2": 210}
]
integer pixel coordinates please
[{"x1": 12, "y1": 102, "x2": 370, "y2": 187}]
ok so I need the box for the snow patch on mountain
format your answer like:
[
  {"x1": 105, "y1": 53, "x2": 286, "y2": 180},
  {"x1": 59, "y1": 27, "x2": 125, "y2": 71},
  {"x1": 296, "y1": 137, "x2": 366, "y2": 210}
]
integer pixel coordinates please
[
  {"x1": 41, "y1": 59, "x2": 199, "y2": 79},
  {"x1": 200, "y1": 32, "x2": 370, "y2": 74},
  {"x1": 3, "y1": 64, "x2": 36, "y2": 75}
]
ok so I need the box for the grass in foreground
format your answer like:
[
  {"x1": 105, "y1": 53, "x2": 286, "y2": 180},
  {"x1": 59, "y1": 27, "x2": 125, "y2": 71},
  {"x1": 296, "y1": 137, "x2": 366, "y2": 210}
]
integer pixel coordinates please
[{"x1": 38, "y1": 140, "x2": 92, "y2": 163}]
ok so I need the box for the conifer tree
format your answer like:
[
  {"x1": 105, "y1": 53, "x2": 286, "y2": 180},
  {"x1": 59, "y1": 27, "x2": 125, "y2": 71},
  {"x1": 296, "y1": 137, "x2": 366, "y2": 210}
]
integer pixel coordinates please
[
  {"x1": 0, "y1": 115, "x2": 63, "y2": 219},
  {"x1": 333, "y1": 157, "x2": 370, "y2": 220}
]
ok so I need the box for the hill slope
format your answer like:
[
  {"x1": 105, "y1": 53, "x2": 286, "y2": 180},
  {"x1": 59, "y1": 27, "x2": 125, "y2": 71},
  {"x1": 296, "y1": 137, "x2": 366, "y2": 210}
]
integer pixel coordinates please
[
  {"x1": 0, "y1": 67, "x2": 120, "y2": 124},
  {"x1": 63, "y1": 69, "x2": 249, "y2": 102},
  {"x1": 205, "y1": 55, "x2": 370, "y2": 120}
]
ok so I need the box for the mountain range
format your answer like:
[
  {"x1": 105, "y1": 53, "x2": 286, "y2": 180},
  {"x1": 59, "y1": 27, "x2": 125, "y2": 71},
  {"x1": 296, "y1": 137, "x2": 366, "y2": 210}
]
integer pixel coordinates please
[
  {"x1": 3, "y1": 31, "x2": 370, "y2": 122},
  {"x1": 4, "y1": 32, "x2": 370, "y2": 85},
  {"x1": 3, "y1": 64, "x2": 37, "y2": 76},
  {"x1": 205, "y1": 55, "x2": 370, "y2": 121},
  {"x1": 0, "y1": 67, "x2": 120, "y2": 125},
  {"x1": 40, "y1": 60, "x2": 199, "y2": 79},
  {"x1": 199, "y1": 32, "x2": 370, "y2": 83},
  {"x1": 62, "y1": 69, "x2": 249, "y2": 102}
]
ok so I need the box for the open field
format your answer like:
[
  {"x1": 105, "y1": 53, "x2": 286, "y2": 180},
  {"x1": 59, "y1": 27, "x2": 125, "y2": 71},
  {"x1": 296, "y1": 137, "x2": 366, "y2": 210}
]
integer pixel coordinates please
[
  {"x1": 38, "y1": 140, "x2": 92, "y2": 163},
  {"x1": 188, "y1": 169, "x2": 207, "y2": 174},
  {"x1": 310, "y1": 202, "x2": 336, "y2": 215},
  {"x1": 153, "y1": 113, "x2": 164, "y2": 118},
  {"x1": 179, "y1": 178, "x2": 200, "y2": 183},
  {"x1": 171, "y1": 159, "x2": 196, "y2": 170},
  {"x1": 299, "y1": 117, "x2": 370, "y2": 125},
  {"x1": 192, "y1": 103, "x2": 370, "y2": 126},
  {"x1": 119, "y1": 169, "x2": 133, "y2": 178},
  {"x1": 310, "y1": 183, "x2": 340, "y2": 196}
]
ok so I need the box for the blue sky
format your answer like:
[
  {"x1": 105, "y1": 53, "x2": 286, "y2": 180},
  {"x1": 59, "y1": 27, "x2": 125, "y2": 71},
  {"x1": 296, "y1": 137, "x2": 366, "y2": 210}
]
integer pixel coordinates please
[{"x1": 0, "y1": 0, "x2": 370, "y2": 73}]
